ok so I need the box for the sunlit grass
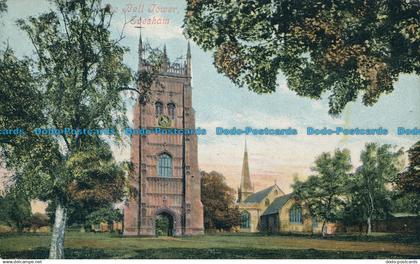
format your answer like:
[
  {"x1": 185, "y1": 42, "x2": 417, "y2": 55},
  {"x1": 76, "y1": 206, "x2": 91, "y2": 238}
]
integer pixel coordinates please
[{"x1": 0, "y1": 232, "x2": 419, "y2": 259}]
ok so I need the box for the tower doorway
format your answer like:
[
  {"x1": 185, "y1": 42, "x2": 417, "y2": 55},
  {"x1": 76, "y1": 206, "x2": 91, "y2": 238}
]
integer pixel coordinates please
[{"x1": 155, "y1": 212, "x2": 174, "y2": 236}]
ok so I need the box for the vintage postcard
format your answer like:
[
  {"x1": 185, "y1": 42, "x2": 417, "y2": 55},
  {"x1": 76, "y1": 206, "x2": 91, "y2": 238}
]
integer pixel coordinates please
[{"x1": 0, "y1": 0, "x2": 419, "y2": 262}]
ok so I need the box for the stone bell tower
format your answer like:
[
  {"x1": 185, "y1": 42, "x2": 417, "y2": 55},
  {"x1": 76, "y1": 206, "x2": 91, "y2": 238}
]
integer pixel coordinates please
[{"x1": 124, "y1": 32, "x2": 204, "y2": 236}]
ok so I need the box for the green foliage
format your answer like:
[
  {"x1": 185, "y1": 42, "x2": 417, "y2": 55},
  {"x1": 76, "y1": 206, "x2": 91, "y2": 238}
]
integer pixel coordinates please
[
  {"x1": 45, "y1": 139, "x2": 126, "y2": 226},
  {"x1": 0, "y1": 0, "x2": 155, "y2": 258},
  {"x1": 343, "y1": 143, "x2": 404, "y2": 233},
  {"x1": 0, "y1": 0, "x2": 7, "y2": 14},
  {"x1": 85, "y1": 206, "x2": 122, "y2": 227},
  {"x1": 15, "y1": 0, "x2": 132, "y2": 146},
  {"x1": 0, "y1": 188, "x2": 32, "y2": 231},
  {"x1": 0, "y1": 0, "x2": 134, "y2": 208},
  {"x1": 391, "y1": 192, "x2": 420, "y2": 215},
  {"x1": 201, "y1": 171, "x2": 240, "y2": 231},
  {"x1": 394, "y1": 141, "x2": 420, "y2": 214},
  {"x1": 397, "y1": 141, "x2": 420, "y2": 193},
  {"x1": 0, "y1": 50, "x2": 62, "y2": 199},
  {"x1": 293, "y1": 149, "x2": 352, "y2": 227},
  {"x1": 184, "y1": 0, "x2": 420, "y2": 115},
  {"x1": 293, "y1": 144, "x2": 406, "y2": 233},
  {"x1": 155, "y1": 214, "x2": 172, "y2": 236}
]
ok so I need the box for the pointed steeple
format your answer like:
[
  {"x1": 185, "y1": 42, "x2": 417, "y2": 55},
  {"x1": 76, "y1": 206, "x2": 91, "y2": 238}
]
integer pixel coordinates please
[
  {"x1": 239, "y1": 139, "x2": 253, "y2": 202},
  {"x1": 186, "y1": 42, "x2": 192, "y2": 77}
]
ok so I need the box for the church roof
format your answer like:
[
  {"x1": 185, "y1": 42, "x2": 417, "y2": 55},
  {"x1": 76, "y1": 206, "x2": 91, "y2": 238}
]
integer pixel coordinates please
[
  {"x1": 243, "y1": 185, "x2": 277, "y2": 203},
  {"x1": 262, "y1": 193, "x2": 293, "y2": 216}
]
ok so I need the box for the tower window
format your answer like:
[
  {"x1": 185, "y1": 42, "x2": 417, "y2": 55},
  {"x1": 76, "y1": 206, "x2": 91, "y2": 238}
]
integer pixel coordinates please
[
  {"x1": 167, "y1": 103, "x2": 176, "y2": 119},
  {"x1": 240, "y1": 211, "x2": 250, "y2": 228},
  {"x1": 290, "y1": 204, "x2": 303, "y2": 224},
  {"x1": 265, "y1": 199, "x2": 270, "y2": 206},
  {"x1": 155, "y1": 101, "x2": 163, "y2": 116},
  {"x1": 158, "y1": 153, "x2": 172, "y2": 177}
]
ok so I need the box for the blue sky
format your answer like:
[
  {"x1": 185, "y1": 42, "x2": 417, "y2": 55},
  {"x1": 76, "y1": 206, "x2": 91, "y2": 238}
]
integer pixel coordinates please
[{"x1": 1, "y1": 0, "x2": 419, "y2": 192}]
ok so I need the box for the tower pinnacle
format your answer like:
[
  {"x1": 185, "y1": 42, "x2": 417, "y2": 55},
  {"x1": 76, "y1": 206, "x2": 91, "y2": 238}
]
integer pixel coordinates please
[
  {"x1": 186, "y1": 42, "x2": 192, "y2": 77},
  {"x1": 162, "y1": 44, "x2": 169, "y2": 71},
  {"x1": 136, "y1": 25, "x2": 144, "y2": 71}
]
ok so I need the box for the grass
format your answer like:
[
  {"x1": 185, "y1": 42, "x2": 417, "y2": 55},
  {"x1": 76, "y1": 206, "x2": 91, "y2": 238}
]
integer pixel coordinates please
[{"x1": 0, "y1": 232, "x2": 419, "y2": 259}]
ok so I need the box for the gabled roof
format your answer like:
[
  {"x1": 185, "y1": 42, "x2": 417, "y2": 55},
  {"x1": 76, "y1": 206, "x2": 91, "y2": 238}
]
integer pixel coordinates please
[
  {"x1": 243, "y1": 185, "x2": 278, "y2": 203},
  {"x1": 262, "y1": 193, "x2": 293, "y2": 216}
]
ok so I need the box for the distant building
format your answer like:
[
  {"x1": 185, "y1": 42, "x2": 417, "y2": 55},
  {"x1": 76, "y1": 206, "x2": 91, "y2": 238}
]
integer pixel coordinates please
[{"x1": 237, "y1": 142, "x2": 321, "y2": 234}]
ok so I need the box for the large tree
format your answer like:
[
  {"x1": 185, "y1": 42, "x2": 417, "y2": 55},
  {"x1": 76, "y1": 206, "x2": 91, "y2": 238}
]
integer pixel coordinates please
[
  {"x1": 0, "y1": 0, "x2": 160, "y2": 259},
  {"x1": 184, "y1": 0, "x2": 419, "y2": 115},
  {"x1": 395, "y1": 141, "x2": 420, "y2": 214},
  {"x1": 293, "y1": 149, "x2": 352, "y2": 237},
  {"x1": 346, "y1": 143, "x2": 403, "y2": 234},
  {"x1": 201, "y1": 171, "x2": 240, "y2": 231},
  {"x1": 46, "y1": 140, "x2": 126, "y2": 230}
]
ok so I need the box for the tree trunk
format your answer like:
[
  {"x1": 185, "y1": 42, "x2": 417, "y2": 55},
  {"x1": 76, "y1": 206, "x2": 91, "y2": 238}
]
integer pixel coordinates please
[
  {"x1": 321, "y1": 221, "x2": 327, "y2": 238},
  {"x1": 367, "y1": 190, "x2": 374, "y2": 235},
  {"x1": 366, "y1": 216, "x2": 372, "y2": 235},
  {"x1": 49, "y1": 203, "x2": 67, "y2": 259}
]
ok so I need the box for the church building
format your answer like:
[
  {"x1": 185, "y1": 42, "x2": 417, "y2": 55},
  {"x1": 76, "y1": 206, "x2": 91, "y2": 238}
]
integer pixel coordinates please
[
  {"x1": 237, "y1": 143, "x2": 321, "y2": 234},
  {"x1": 124, "y1": 33, "x2": 204, "y2": 236}
]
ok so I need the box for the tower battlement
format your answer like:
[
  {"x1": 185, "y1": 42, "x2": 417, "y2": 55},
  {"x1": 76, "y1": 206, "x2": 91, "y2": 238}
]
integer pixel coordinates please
[{"x1": 138, "y1": 31, "x2": 192, "y2": 78}]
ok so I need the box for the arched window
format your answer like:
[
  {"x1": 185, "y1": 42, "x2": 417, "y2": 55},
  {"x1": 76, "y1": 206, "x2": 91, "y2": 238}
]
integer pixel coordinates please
[
  {"x1": 290, "y1": 204, "x2": 303, "y2": 224},
  {"x1": 155, "y1": 101, "x2": 163, "y2": 116},
  {"x1": 240, "y1": 211, "x2": 250, "y2": 228},
  {"x1": 167, "y1": 103, "x2": 176, "y2": 119},
  {"x1": 158, "y1": 153, "x2": 172, "y2": 177},
  {"x1": 265, "y1": 198, "x2": 270, "y2": 206}
]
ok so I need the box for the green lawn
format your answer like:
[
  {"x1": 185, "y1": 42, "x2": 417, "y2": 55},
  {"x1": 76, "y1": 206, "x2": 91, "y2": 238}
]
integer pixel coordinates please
[{"x1": 0, "y1": 232, "x2": 419, "y2": 259}]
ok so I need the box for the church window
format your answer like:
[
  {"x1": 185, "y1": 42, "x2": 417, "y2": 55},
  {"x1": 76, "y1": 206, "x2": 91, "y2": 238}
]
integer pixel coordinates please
[
  {"x1": 155, "y1": 102, "x2": 163, "y2": 116},
  {"x1": 265, "y1": 199, "x2": 270, "y2": 206},
  {"x1": 168, "y1": 103, "x2": 176, "y2": 119},
  {"x1": 240, "y1": 211, "x2": 250, "y2": 228},
  {"x1": 158, "y1": 153, "x2": 172, "y2": 177},
  {"x1": 290, "y1": 204, "x2": 303, "y2": 224},
  {"x1": 274, "y1": 190, "x2": 278, "y2": 195}
]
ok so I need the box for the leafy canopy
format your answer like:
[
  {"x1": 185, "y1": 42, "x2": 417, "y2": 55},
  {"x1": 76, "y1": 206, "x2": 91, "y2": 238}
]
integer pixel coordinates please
[
  {"x1": 345, "y1": 143, "x2": 403, "y2": 228},
  {"x1": 184, "y1": 0, "x2": 419, "y2": 115},
  {"x1": 293, "y1": 149, "x2": 352, "y2": 224},
  {"x1": 201, "y1": 171, "x2": 240, "y2": 230}
]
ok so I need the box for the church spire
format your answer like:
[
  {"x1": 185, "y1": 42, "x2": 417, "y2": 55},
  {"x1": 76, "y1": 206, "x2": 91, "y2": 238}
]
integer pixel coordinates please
[{"x1": 239, "y1": 139, "x2": 253, "y2": 202}]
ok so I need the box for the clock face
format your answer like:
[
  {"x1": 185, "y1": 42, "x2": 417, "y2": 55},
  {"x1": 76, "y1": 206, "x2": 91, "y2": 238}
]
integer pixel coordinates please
[{"x1": 158, "y1": 115, "x2": 171, "y2": 128}]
